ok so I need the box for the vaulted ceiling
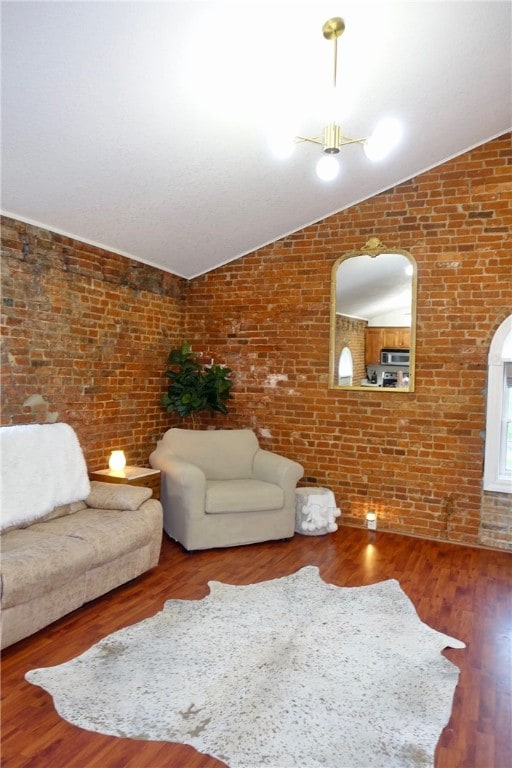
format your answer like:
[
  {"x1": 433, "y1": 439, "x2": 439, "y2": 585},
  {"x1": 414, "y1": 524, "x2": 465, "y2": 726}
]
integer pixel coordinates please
[{"x1": 2, "y1": 1, "x2": 511, "y2": 279}]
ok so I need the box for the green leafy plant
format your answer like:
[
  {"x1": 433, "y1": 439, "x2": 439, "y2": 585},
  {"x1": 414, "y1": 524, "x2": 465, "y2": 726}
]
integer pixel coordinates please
[{"x1": 161, "y1": 342, "x2": 233, "y2": 419}]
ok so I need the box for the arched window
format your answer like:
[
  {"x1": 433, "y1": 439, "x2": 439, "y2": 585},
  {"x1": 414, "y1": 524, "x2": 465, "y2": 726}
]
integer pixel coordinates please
[
  {"x1": 338, "y1": 346, "x2": 353, "y2": 386},
  {"x1": 484, "y1": 315, "x2": 512, "y2": 493}
]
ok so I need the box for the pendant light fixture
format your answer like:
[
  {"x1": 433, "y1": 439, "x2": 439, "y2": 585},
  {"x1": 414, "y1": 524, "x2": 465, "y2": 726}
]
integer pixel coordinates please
[{"x1": 296, "y1": 17, "x2": 402, "y2": 181}]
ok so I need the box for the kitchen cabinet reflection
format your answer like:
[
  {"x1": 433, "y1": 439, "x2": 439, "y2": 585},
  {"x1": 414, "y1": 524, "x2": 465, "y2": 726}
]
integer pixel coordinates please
[{"x1": 329, "y1": 238, "x2": 417, "y2": 392}]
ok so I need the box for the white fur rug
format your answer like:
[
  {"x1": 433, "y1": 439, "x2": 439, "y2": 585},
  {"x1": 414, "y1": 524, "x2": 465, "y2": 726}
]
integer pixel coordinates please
[{"x1": 26, "y1": 567, "x2": 465, "y2": 768}]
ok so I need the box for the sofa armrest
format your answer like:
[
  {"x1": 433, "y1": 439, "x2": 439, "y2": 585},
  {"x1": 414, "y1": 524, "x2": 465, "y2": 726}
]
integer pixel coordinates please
[
  {"x1": 253, "y1": 449, "x2": 304, "y2": 490},
  {"x1": 85, "y1": 481, "x2": 152, "y2": 511}
]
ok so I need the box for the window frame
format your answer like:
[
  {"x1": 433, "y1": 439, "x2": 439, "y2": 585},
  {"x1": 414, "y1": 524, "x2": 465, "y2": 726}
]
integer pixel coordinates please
[{"x1": 483, "y1": 316, "x2": 512, "y2": 493}]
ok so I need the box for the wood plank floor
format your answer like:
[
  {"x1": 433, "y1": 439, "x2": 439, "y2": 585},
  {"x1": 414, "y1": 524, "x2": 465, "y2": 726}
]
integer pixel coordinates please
[{"x1": 1, "y1": 526, "x2": 511, "y2": 768}]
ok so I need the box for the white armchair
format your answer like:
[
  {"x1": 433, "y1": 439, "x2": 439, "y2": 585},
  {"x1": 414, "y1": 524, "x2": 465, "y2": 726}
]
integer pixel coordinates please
[{"x1": 150, "y1": 428, "x2": 304, "y2": 550}]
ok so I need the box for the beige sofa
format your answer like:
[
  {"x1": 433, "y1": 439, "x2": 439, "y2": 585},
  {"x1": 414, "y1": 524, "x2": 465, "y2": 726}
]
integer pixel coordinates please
[
  {"x1": 150, "y1": 428, "x2": 303, "y2": 551},
  {"x1": 0, "y1": 424, "x2": 163, "y2": 649}
]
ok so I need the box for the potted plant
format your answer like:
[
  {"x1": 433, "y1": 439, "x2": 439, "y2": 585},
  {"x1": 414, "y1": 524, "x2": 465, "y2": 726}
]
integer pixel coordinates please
[{"x1": 161, "y1": 342, "x2": 233, "y2": 421}]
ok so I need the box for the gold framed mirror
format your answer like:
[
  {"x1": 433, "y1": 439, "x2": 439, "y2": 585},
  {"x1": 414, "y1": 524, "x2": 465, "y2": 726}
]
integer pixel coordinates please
[{"x1": 329, "y1": 237, "x2": 417, "y2": 392}]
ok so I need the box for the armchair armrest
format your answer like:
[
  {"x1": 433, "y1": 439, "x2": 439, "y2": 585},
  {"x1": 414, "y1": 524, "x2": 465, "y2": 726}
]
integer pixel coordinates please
[
  {"x1": 150, "y1": 454, "x2": 207, "y2": 520},
  {"x1": 253, "y1": 449, "x2": 304, "y2": 490}
]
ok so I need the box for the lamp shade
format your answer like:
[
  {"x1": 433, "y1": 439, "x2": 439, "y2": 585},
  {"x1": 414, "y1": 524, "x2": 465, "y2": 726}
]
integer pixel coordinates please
[{"x1": 109, "y1": 450, "x2": 126, "y2": 473}]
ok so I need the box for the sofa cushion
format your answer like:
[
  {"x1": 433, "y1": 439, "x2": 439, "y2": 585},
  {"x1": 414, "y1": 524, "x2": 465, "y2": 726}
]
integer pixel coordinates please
[
  {"x1": 29, "y1": 507, "x2": 156, "y2": 568},
  {"x1": 0, "y1": 501, "x2": 88, "y2": 534},
  {"x1": 205, "y1": 479, "x2": 284, "y2": 514},
  {"x1": 162, "y1": 428, "x2": 258, "y2": 480},
  {"x1": 0, "y1": 528, "x2": 93, "y2": 608},
  {"x1": 39, "y1": 501, "x2": 88, "y2": 523}
]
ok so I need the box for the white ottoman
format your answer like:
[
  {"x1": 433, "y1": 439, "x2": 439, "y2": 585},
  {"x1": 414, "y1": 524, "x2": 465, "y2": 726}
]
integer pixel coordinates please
[{"x1": 295, "y1": 487, "x2": 341, "y2": 536}]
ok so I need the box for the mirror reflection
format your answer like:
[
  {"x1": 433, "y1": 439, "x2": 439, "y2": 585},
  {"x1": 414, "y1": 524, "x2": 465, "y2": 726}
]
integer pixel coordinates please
[{"x1": 329, "y1": 238, "x2": 417, "y2": 392}]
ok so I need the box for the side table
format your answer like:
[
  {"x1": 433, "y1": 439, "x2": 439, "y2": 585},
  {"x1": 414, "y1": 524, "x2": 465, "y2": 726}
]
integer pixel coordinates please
[
  {"x1": 295, "y1": 487, "x2": 340, "y2": 536},
  {"x1": 89, "y1": 467, "x2": 161, "y2": 500}
]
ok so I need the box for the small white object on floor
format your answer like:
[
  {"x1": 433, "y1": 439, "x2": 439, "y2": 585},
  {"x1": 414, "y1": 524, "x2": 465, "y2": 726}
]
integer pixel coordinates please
[{"x1": 295, "y1": 486, "x2": 340, "y2": 535}]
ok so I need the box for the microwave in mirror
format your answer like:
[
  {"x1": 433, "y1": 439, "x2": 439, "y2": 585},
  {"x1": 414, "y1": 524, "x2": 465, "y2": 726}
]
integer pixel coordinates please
[{"x1": 380, "y1": 348, "x2": 410, "y2": 365}]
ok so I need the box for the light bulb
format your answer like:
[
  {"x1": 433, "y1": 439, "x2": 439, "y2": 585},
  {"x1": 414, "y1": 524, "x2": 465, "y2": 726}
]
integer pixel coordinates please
[
  {"x1": 109, "y1": 450, "x2": 126, "y2": 473},
  {"x1": 316, "y1": 154, "x2": 340, "y2": 181},
  {"x1": 364, "y1": 117, "x2": 403, "y2": 162}
]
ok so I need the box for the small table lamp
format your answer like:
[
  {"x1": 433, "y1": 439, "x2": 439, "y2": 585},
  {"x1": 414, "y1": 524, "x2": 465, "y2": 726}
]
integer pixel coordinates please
[{"x1": 109, "y1": 450, "x2": 126, "y2": 474}]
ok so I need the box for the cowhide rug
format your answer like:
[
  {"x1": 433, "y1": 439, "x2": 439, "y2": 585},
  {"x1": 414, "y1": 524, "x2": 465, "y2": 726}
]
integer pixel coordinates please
[{"x1": 26, "y1": 566, "x2": 465, "y2": 768}]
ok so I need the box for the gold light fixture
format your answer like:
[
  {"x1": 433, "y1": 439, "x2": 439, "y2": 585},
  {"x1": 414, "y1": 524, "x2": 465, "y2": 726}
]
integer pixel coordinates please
[{"x1": 296, "y1": 17, "x2": 402, "y2": 181}]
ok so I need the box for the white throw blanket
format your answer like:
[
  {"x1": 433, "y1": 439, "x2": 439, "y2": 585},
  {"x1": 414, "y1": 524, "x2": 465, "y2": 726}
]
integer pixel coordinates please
[{"x1": 0, "y1": 423, "x2": 90, "y2": 531}]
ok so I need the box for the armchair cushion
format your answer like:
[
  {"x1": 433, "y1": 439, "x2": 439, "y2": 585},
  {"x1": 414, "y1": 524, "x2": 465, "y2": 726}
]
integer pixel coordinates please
[{"x1": 205, "y1": 479, "x2": 284, "y2": 514}]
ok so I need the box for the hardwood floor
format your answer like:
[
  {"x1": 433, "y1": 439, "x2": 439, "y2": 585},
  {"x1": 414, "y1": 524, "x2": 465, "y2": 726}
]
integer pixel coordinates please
[{"x1": 1, "y1": 526, "x2": 511, "y2": 768}]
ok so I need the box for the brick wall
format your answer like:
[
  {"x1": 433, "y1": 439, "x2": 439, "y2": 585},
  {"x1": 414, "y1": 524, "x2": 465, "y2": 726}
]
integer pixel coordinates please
[
  {"x1": 184, "y1": 134, "x2": 512, "y2": 549},
  {"x1": 480, "y1": 491, "x2": 512, "y2": 550},
  {"x1": 1, "y1": 134, "x2": 511, "y2": 549},
  {"x1": 0, "y1": 218, "x2": 186, "y2": 469}
]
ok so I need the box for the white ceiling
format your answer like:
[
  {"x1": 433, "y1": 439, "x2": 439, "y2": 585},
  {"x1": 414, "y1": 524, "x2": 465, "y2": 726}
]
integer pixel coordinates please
[{"x1": 1, "y1": 1, "x2": 511, "y2": 279}]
